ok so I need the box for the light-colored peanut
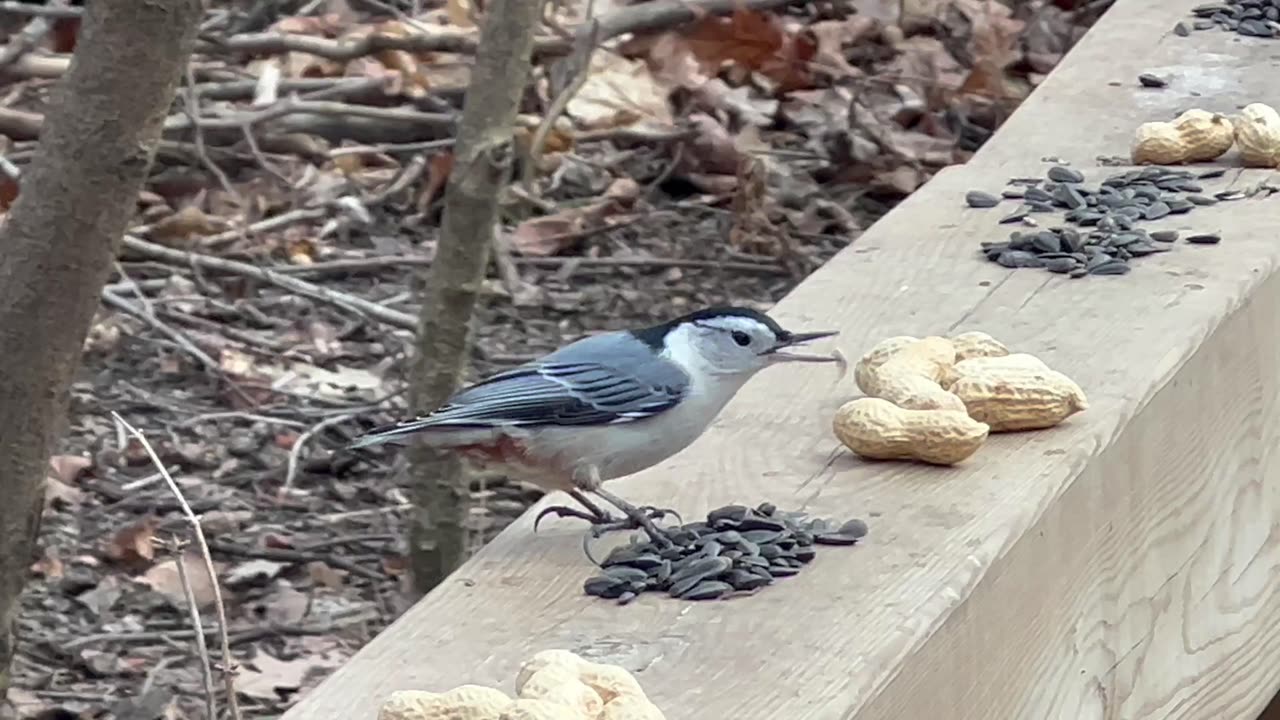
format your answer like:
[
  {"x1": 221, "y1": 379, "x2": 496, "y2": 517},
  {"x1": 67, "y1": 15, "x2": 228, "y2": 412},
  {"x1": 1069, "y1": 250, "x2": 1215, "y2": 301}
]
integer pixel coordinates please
[
  {"x1": 852, "y1": 335, "x2": 918, "y2": 391},
  {"x1": 577, "y1": 663, "x2": 646, "y2": 704},
  {"x1": 856, "y1": 336, "x2": 964, "y2": 412},
  {"x1": 1234, "y1": 102, "x2": 1280, "y2": 168},
  {"x1": 949, "y1": 366, "x2": 1088, "y2": 431},
  {"x1": 940, "y1": 353, "x2": 1049, "y2": 389},
  {"x1": 515, "y1": 650, "x2": 584, "y2": 695},
  {"x1": 598, "y1": 694, "x2": 668, "y2": 720},
  {"x1": 517, "y1": 666, "x2": 601, "y2": 718},
  {"x1": 1131, "y1": 108, "x2": 1234, "y2": 165},
  {"x1": 499, "y1": 699, "x2": 583, "y2": 720},
  {"x1": 950, "y1": 331, "x2": 1009, "y2": 363},
  {"x1": 832, "y1": 397, "x2": 989, "y2": 465},
  {"x1": 378, "y1": 686, "x2": 513, "y2": 720}
]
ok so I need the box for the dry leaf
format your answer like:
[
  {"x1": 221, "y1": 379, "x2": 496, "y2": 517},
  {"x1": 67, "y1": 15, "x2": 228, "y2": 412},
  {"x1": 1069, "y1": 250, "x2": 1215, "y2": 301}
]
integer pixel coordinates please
[
  {"x1": 680, "y1": 9, "x2": 817, "y2": 91},
  {"x1": 148, "y1": 205, "x2": 227, "y2": 248},
  {"x1": 381, "y1": 554, "x2": 408, "y2": 577},
  {"x1": 728, "y1": 156, "x2": 786, "y2": 259},
  {"x1": 510, "y1": 180, "x2": 639, "y2": 256},
  {"x1": 49, "y1": 454, "x2": 92, "y2": 485},
  {"x1": 419, "y1": 151, "x2": 454, "y2": 209},
  {"x1": 50, "y1": 16, "x2": 80, "y2": 53},
  {"x1": 43, "y1": 474, "x2": 85, "y2": 512},
  {"x1": 104, "y1": 516, "x2": 160, "y2": 566},
  {"x1": 566, "y1": 52, "x2": 673, "y2": 130},
  {"x1": 236, "y1": 648, "x2": 345, "y2": 701},
  {"x1": 446, "y1": 0, "x2": 477, "y2": 27},
  {"x1": 307, "y1": 560, "x2": 347, "y2": 589},
  {"x1": 0, "y1": 174, "x2": 18, "y2": 211},
  {"x1": 137, "y1": 551, "x2": 220, "y2": 610},
  {"x1": 225, "y1": 559, "x2": 287, "y2": 588},
  {"x1": 75, "y1": 574, "x2": 125, "y2": 616},
  {"x1": 31, "y1": 546, "x2": 64, "y2": 580},
  {"x1": 199, "y1": 509, "x2": 253, "y2": 536},
  {"x1": 219, "y1": 348, "x2": 388, "y2": 403},
  {"x1": 257, "y1": 583, "x2": 311, "y2": 624}
]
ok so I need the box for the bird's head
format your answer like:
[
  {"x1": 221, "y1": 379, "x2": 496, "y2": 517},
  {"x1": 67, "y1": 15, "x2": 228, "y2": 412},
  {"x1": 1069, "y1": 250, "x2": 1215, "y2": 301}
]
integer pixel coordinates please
[{"x1": 635, "y1": 306, "x2": 839, "y2": 379}]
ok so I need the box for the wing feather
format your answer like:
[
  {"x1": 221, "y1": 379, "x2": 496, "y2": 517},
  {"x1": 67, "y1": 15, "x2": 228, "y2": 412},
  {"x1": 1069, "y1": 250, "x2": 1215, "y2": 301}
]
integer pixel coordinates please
[{"x1": 349, "y1": 355, "x2": 688, "y2": 447}]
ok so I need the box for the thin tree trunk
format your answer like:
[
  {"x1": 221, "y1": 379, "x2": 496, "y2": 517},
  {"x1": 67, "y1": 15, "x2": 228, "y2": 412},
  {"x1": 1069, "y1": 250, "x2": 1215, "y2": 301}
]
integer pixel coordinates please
[
  {"x1": 407, "y1": 0, "x2": 546, "y2": 595},
  {"x1": 0, "y1": 0, "x2": 201, "y2": 705}
]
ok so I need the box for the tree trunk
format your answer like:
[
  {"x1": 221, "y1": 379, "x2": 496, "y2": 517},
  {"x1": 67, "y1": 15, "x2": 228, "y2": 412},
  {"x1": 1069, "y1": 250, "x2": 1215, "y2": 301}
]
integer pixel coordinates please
[
  {"x1": 0, "y1": 0, "x2": 201, "y2": 704},
  {"x1": 407, "y1": 0, "x2": 546, "y2": 595}
]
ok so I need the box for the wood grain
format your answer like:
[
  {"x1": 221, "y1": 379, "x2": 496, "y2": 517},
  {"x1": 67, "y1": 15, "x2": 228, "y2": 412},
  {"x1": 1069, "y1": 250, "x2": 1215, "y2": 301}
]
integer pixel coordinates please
[{"x1": 284, "y1": 1, "x2": 1280, "y2": 718}]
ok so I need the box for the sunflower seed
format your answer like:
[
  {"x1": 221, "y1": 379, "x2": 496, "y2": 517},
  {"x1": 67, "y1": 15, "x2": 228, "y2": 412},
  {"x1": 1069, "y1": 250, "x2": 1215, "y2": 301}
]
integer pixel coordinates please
[
  {"x1": 1090, "y1": 260, "x2": 1132, "y2": 275},
  {"x1": 1138, "y1": 73, "x2": 1168, "y2": 88},
  {"x1": 1047, "y1": 166, "x2": 1085, "y2": 183},
  {"x1": 965, "y1": 190, "x2": 1001, "y2": 208},
  {"x1": 813, "y1": 532, "x2": 863, "y2": 546},
  {"x1": 1024, "y1": 187, "x2": 1054, "y2": 203},
  {"x1": 585, "y1": 575, "x2": 627, "y2": 598},
  {"x1": 1042, "y1": 257, "x2": 1078, "y2": 273},
  {"x1": 725, "y1": 569, "x2": 771, "y2": 591},
  {"x1": 1186, "y1": 232, "x2": 1221, "y2": 244}
]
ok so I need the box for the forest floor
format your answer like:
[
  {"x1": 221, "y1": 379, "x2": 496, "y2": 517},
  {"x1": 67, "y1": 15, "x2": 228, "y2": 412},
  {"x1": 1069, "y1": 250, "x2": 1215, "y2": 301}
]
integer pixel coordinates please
[{"x1": 0, "y1": 0, "x2": 1105, "y2": 717}]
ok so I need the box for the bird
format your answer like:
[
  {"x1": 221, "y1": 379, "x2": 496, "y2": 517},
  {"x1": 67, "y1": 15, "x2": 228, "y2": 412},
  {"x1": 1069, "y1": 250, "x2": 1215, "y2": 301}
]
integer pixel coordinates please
[{"x1": 348, "y1": 306, "x2": 838, "y2": 547}]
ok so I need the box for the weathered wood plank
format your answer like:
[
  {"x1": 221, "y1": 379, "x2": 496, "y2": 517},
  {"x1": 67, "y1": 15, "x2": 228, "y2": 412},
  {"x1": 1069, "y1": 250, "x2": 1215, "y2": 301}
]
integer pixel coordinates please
[{"x1": 284, "y1": 0, "x2": 1280, "y2": 718}]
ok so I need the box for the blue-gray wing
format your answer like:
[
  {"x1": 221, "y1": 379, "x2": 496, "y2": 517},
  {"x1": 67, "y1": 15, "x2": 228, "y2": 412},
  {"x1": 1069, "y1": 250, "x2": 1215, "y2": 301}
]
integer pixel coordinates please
[{"x1": 350, "y1": 332, "x2": 689, "y2": 446}]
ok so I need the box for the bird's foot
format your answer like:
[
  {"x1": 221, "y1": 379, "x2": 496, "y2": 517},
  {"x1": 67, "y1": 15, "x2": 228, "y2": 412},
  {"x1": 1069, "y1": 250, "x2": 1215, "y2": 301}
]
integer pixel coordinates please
[
  {"x1": 591, "y1": 488, "x2": 682, "y2": 550},
  {"x1": 532, "y1": 499, "x2": 681, "y2": 537},
  {"x1": 532, "y1": 503, "x2": 615, "y2": 533}
]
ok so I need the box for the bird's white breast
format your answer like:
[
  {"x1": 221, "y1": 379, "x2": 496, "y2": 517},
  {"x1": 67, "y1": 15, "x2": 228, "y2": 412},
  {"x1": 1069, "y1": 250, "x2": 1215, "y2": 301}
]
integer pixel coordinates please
[{"x1": 526, "y1": 370, "x2": 748, "y2": 484}]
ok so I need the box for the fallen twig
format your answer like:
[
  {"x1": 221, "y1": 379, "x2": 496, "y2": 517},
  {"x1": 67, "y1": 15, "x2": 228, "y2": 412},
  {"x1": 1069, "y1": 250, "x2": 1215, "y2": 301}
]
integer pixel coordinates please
[
  {"x1": 160, "y1": 536, "x2": 218, "y2": 720},
  {"x1": 0, "y1": 4, "x2": 56, "y2": 69},
  {"x1": 207, "y1": 537, "x2": 385, "y2": 581},
  {"x1": 119, "y1": 233, "x2": 419, "y2": 329},
  {"x1": 201, "y1": 0, "x2": 808, "y2": 66},
  {"x1": 0, "y1": 1, "x2": 81, "y2": 17},
  {"x1": 281, "y1": 412, "x2": 356, "y2": 496},
  {"x1": 269, "y1": 251, "x2": 789, "y2": 277},
  {"x1": 330, "y1": 138, "x2": 455, "y2": 158},
  {"x1": 56, "y1": 608, "x2": 379, "y2": 652},
  {"x1": 524, "y1": 8, "x2": 600, "y2": 194},
  {"x1": 163, "y1": 96, "x2": 455, "y2": 134},
  {"x1": 111, "y1": 413, "x2": 243, "y2": 720}
]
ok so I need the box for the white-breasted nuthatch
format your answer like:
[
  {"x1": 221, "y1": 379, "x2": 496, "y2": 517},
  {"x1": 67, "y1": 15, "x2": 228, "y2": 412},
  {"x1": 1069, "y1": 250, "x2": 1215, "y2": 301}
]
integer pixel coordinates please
[{"x1": 349, "y1": 307, "x2": 837, "y2": 546}]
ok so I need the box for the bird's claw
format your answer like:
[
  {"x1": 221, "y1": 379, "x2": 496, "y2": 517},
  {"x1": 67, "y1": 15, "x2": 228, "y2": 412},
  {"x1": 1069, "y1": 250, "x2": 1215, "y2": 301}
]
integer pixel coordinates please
[
  {"x1": 532, "y1": 504, "x2": 616, "y2": 534},
  {"x1": 580, "y1": 505, "x2": 682, "y2": 565},
  {"x1": 634, "y1": 504, "x2": 683, "y2": 526}
]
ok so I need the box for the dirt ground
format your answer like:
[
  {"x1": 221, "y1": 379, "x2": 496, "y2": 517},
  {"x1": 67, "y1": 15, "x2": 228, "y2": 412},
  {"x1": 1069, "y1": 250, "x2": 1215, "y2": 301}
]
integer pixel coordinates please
[{"x1": 0, "y1": 1, "x2": 1105, "y2": 717}]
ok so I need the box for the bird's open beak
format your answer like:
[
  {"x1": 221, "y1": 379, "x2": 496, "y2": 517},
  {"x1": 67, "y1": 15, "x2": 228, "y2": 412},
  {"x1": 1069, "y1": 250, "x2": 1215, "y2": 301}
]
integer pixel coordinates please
[{"x1": 762, "y1": 329, "x2": 839, "y2": 362}]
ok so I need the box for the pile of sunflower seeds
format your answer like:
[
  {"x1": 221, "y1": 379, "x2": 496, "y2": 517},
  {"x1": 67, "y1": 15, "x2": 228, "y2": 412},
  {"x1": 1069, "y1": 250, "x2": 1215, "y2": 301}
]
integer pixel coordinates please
[
  {"x1": 1174, "y1": 1, "x2": 1280, "y2": 38},
  {"x1": 965, "y1": 165, "x2": 1236, "y2": 277},
  {"x1": 582, "y1": 502, "x2": 868, "y2": 604}
]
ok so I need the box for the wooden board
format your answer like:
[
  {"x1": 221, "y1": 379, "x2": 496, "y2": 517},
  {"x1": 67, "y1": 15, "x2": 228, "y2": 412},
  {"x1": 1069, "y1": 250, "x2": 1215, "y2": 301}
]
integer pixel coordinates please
[{"x1": 284, "y1": 1, "x2": 1280, "y2": 718}]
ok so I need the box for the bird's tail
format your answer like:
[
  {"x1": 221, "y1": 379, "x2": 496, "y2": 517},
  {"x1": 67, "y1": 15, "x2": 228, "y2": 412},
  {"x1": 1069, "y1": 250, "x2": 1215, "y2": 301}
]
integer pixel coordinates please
[{"x1": 346, "y1": 417, "x2": 437, "y2": 450}]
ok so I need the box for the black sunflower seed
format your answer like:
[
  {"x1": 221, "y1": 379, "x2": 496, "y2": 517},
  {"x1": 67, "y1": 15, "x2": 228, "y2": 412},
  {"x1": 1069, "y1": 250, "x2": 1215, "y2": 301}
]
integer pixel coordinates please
[
  {"x1": 965, "y1": 190, "x2": 1001, "y2": 208},
  {"x1": 1090, "y1": 261, "x2": 1132, "y2": 275},
  {"x1": 1186, "y1": 233, "x2": 1221, "y2": 244},
  {"x1": 1047, "y1": 166, "x2": 1085, "y2": 183}
]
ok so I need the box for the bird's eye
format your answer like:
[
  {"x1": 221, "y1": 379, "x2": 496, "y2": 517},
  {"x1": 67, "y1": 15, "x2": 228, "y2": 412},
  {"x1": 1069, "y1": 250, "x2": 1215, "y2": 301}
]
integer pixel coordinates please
[{"x1": 731, "y1": 330, "x2": 751, "y2": 347}]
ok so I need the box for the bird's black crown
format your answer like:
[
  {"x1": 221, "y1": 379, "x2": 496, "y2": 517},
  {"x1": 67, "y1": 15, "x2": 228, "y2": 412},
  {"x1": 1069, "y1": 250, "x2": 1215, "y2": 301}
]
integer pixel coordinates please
[{"x1": 629, "y1": 306, "x2": 786, "y2": 349}]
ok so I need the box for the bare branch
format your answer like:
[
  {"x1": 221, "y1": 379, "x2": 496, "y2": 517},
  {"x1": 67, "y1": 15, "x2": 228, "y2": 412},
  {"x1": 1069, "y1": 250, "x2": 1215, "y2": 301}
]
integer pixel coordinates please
[
  {"x1": 119, "y1": 234, "x2": 420, "y2": 330},
  {"x1": 111, "y1": 414, "x2": 242, "y2": 720}
]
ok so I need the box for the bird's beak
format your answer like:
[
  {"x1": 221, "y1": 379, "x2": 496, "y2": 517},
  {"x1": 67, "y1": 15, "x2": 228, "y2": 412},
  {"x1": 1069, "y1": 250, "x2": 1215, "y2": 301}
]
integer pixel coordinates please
[{"x1": 763, "y1": 329, "x2": 839, "y2": 362}]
